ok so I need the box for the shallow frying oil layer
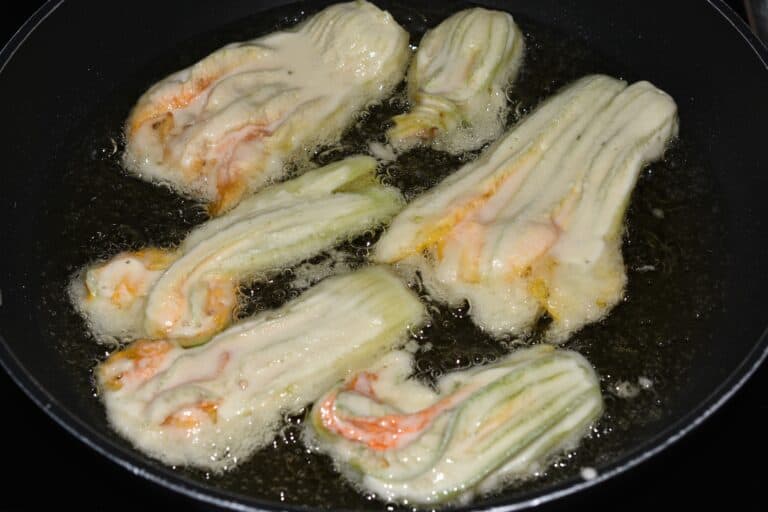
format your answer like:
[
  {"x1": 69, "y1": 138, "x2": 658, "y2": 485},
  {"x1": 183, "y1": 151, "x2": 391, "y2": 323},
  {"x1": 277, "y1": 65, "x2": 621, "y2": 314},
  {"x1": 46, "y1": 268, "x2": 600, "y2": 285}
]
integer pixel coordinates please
[{"x1": 36, "y1": 2, "x2": 725, "y2": 510}]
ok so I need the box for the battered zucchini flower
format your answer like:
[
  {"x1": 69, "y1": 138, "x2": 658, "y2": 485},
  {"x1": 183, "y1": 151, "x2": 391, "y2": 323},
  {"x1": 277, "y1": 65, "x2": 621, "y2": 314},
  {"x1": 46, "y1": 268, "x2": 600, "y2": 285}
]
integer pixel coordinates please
[
  {"x1": 387, "y1": 8, "x2": 524, "y2": 153},
  {"x1": 71, "y1": 155, "x2": 404, "y2": 346},
  {"x1": 96, "y1": 266, "x2": 426, "y2": 471},
  {"x1": 308, "y1": 344, "x2": 602, "y2": 504},
  {"x1": 376, "y1": 75, "x2": 678, "y2": 341},
  {"x1": 124, "y1": 1, "x2": 410, "y2": 214}
]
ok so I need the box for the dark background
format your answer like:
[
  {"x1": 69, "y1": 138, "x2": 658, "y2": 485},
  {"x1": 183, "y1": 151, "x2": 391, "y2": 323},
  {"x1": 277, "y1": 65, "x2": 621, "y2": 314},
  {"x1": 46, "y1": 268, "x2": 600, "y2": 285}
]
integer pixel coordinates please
[{"x1": 1, "y1": 1, "x2": 766, "y2": 510}]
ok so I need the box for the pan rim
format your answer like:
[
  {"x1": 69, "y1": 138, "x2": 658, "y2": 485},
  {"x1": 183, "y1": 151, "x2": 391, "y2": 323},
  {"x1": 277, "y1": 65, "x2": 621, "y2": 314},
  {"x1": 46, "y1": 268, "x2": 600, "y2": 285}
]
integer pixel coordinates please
[{"x1": 1, "y1": 0, "x2": 766, "y2": 510}]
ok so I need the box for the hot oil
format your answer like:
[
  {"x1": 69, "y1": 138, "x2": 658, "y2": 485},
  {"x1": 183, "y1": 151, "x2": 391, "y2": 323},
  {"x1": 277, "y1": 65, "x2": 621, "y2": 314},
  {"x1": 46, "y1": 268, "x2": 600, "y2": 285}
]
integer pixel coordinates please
[{"x1": 36, "y1": 1, "x2": 725, "y2": 509}]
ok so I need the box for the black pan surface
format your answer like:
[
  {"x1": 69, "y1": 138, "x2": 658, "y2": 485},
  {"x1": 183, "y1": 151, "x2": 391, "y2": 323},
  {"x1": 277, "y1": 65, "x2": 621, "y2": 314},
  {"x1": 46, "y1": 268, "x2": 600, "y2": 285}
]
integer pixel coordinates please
[{"x1": 1, "y1": 1, "x2": 767, "y2": 510}]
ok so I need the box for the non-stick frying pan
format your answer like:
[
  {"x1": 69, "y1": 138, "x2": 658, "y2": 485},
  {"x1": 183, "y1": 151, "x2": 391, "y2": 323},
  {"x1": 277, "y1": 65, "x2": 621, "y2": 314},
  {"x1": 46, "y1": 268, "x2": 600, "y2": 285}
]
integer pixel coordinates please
[{"x1": 1, "y1": 1, "x2": 767, "y2": 510}]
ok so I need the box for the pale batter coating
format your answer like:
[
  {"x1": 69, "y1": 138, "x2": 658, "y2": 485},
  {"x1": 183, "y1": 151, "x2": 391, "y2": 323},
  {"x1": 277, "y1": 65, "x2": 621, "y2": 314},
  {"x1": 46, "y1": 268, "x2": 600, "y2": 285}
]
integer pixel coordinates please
[
  {"x1": 308, "y1": 345, "x2": 602, "y2": 504},
  {"x1": 376, "y1": 75, "x2": 678, "y2": 341},
  {"x1": 71, "y1": 156, "x2": 403, "y2": 345},
  {"x1": 387, "y1": 7, "x2": 524, "y2": 153},
  {"x1": 124, "y1": 1, "x2": 410, "y2": 214}
]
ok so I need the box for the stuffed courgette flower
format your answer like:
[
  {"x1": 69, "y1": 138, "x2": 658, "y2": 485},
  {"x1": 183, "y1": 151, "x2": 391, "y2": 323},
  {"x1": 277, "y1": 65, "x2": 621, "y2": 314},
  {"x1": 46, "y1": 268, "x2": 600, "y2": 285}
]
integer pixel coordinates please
[
  {"x1": 124, "y1": 1, "x2": 410, "y2": 214},
  {"x1": 308, "y1": 344, "x2": 602, "y2": 504},
  {"x1": 387, "y1": 8, "x2": 524, "y2": 153},
  {"x1": 376, "y1": 75, "x2": 678, "y2": 341},
  {"x1": 71, "y1": 156, "x2": 404, "y2": 346},
  {"x1": 96, "y1": 266, "x2": 426, "y2": 471}
]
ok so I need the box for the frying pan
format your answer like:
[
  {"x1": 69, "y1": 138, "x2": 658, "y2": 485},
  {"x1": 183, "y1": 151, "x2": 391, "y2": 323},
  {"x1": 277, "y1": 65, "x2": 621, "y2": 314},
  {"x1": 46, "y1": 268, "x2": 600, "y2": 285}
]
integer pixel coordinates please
[{"x1": 1, "y1": 0, "x2": 767, "y2": 510}]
